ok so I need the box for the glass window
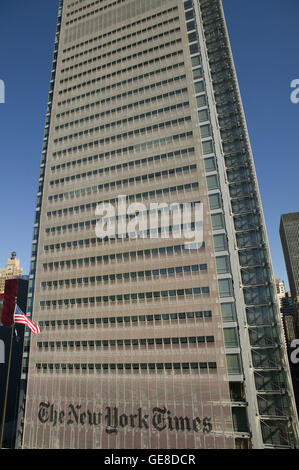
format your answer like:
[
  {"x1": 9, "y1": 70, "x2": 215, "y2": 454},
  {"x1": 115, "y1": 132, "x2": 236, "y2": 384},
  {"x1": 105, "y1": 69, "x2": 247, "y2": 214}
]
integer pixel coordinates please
[
  {"x1": 200, "y1": 124, "x2": 211, "y2": 138},
  {"x1": 213, "y1": 233, "x2": 227, "y2": 251},
  {"x1": 221, "y1": 302, "x2": 236, "y2": 322},
  {"x1": 185, "y1": 10, "x2": 194, "y2": 20},
  {"x1": 190, "y1": 43, "x2": 199, "y2": 54},
  {"x1": 194, "y1": 81, "x2": 204, "y2": 94},
  {"x1": 188, "y1": 31, "x2": 197, "y2": 42},
  {"x1": 224, "y1": 328, "x2": 239, "y2": 348},
  {"x1": 198, "y1": 109, "x2": 209, "y2": 122},
  {"x1": 218, "y1": 278, "x2": 233, "y2": 298},
  {"x1": 216, "y1": 255, "x2": 230, "y2": 274},
  {"x1": 226, "y1": 354, "x2": 242, "y2": 375},
  {"x1": 209, "y1": 193, "x2": 221, "y2": 210},
  {"x1": 196, "y1": 94, "x2": 206, "y2": 107},
  {"x1": 191, "y1": 55, "x2": 201, "y2": 66},
  {"x1": 202, "y1": 140, "x2": 214, "y2": 155},
  {"x1": 187, "y1": 20, "x2": 196, "y2": 31},
  {"x1": 193, "y1": 68, "x2": 202, "y2": 80},
  {"x1": 211, "y1": 213, "x2": 224, "y2": 230},
  {"x1": 206, "y1": 174, "x2": 219, "y2": 190}
]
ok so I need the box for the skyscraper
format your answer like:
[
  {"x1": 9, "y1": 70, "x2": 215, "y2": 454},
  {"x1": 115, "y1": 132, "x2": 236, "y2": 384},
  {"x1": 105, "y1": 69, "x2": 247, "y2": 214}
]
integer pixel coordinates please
[
  {"x1": 0, "y1": 252, "x2": 23, "y2": 294},
  {"x1": 20, "y1": 0, "x2": 299, "y2": 449},
  {"x1": 280, "y1": 213, "x2": 299, "y2": 304}
]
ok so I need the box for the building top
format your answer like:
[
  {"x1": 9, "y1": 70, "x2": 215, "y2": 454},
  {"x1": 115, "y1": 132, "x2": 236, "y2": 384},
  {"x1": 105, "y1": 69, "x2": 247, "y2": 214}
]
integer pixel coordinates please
[{"x1": 0, "y1": 252, "x2": 23, "y2": 294}]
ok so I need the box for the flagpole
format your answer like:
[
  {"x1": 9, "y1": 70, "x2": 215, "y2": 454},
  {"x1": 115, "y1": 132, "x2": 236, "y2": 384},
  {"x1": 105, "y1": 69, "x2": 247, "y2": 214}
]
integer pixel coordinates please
[{"x1": 0, "y1": 325, "x2": 14, "y2": 448}]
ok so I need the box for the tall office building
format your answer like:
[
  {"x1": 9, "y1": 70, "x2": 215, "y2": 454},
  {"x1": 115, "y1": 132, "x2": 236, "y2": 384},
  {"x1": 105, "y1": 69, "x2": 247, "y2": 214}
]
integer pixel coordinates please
[
  {"x1": 280, "y1": 213, "x2": 299, "y2": 303},
  {"x1": 20, "y1": 0, "x2": 299, "y2": 449},
  {"x1": 280, "y1": 212, "x2": 299, "y2": 338},
  {"x1": 0, "y1": 252, "x2": 23, "y2": 294}
]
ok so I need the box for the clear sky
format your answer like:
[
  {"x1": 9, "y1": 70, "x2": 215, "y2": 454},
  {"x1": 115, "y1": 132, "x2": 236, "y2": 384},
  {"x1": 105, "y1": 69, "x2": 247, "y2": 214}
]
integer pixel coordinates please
[{"x1": 0, "y1": 0, "x2": 298, "y2": 289}]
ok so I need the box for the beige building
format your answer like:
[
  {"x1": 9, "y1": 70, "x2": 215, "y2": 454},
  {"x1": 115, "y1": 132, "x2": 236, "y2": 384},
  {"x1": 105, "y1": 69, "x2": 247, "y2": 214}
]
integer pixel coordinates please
[
  {"x1": 20, "y1": 0, "x2": 299, "y2": 450},
  {"x1": 0, "y1": 252, "x2": 23, "y2": 294}
]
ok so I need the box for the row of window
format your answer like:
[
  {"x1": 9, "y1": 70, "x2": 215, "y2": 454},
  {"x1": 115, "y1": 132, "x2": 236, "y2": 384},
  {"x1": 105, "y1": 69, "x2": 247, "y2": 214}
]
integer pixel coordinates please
[
  {"x1": 60, "y1": 39, "x2": 182, "y2": 84},
  {"x1": 52, "y1": 130, "x2": 194, "y2": 159},
  {"x1": 37, "y1": 335, "x2": 215, "y2": 350},
  {"x1": 63, "y1": 16, "x2": 179, "y2": 63},
  {"x1": 58, "y1": 49, "x2": 184, "y2": 98},
  {"x1": 42, "y1": 244, "x2": 203, "y2": 270},
  {"x1": 50, "y1": 146, "x2": 195, "y2": 174},
  {"x1": 42, "y1": 231, "x2": 226, "y2": 256},
  {"x1": 46, "y1": 182, "x2": 199, "y2": 218},
  {"x1": 56, "y1": 64, "x2": 185, "y2": 115},
  {"x1": 35, "y1": 361, "x2": 217, "y2": 373},
  {"x1": 66, "y1": 0, "x2": 104, "y2": 15},
  {"x1": 53, "y1": 121, "x2": 192, "y2": 158},
  {"x1": 61, "y1": 26, "x2": 181, "y2": 73},
  {"x1": 46, "y1": 197, "x2": 199, "y2": 221},
  {"x1": 48, "y1": 163, "x2": 197, "y2": 201},
  {"x1": 54, "y1": 100, "x2": 189, "y2": 134},
  {"x1": 39, "y1": 287, "x2": 211, "y2": 308},
  {"x1": 63, "y1": 6, "x2": 178, "y2": 53},
  {"x1": 41, "y1": 264, "x2": 208, "y2": 289},
  {"x1": 38, "y1": 311, "x2": 213, "y2": 330},
  {"x1": 55, "y1": 85, "x2": 188, "y2": 137},
  {"x1": 45, "y1": 221, "x2": 202, "y2": 246},
  {"x1": 65, "y1": 0, "x2": 126, "y2": 26},
  {"x1": 66, "y1": 0, "x2": 125, "y2": 23}
]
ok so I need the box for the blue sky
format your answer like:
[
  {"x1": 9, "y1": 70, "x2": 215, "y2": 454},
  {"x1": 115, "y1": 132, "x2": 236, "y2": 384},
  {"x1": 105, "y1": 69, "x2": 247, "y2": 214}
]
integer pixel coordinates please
[{"x1": 0, "y1": 0, "x2": 298, "y2": 289}]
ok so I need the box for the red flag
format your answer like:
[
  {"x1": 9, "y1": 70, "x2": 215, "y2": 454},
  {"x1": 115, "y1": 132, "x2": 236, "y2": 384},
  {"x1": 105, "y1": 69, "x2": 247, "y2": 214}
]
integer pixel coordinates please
[{"x1": 0, "y1": 279, "x2": 18, "y2": 327}]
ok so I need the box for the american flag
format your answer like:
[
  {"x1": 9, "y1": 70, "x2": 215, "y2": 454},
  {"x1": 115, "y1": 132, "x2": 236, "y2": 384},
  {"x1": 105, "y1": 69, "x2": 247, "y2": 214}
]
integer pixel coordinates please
[{"x1": 14, "y1": 305, "x2": 41, "y2": 335}]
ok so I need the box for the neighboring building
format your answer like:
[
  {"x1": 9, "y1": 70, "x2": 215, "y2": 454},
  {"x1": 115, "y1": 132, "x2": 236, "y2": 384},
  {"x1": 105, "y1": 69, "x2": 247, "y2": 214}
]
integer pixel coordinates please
[
  {"x1": 275, "y1": 278, "x2": 286, "y2": 301},
  {"x1": 0, "y1": 278, "x2": 28, "y2": 449},
  {"x1": 280, "y1": 213, "x2": 299, "y2": 303},
  {"x1": 0, "y1": 253, "x2": 23, "y2": 294},
  {"x1": 280, "y1": 292, "x2": 296, "y2": 348},
  {"x1": 20, "y1": 0, "x2": 298, "y2": 449}
]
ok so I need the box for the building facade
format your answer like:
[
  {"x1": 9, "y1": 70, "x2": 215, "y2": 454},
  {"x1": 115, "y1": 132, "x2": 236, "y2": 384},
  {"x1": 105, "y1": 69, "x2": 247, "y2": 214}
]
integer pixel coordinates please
[
  {"x1": 20, "y1": 0, "x2": 299, "y2": 449},
  {"x1": 0, "y1": 278, "x2": 28, "y2": 449},
  {"x1": 0, "y1": 253, "x2": 23, "y2": 294},
  {"x1": 280, "y1": 212, "x2": 299, "y2": 334}
]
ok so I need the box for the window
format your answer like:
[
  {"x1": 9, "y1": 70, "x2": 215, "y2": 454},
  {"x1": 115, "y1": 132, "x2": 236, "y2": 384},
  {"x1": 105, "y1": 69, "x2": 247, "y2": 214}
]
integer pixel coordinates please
[
  {"x1": 189, "y1": 43, "x2": 199, "y2": 54},
  {"x1": 206, "y1": 174, "x2": 219, "y2": 190},
  {"x1": 224, "y1": 328, "x2": 239, "y2": 348},
  {"x1": 213, "y1": 233, "x2": 227, "y2": 251},
  {"x1": 226, "y1": 354, "x2": 242, "y2": 375},
  {"x1": 187, "y1": 20, "x2": 196, "y2": 31},
  {"x1": 198, "y1": 109, "x2": 209, "y2": 122},
  {"x1": 200, "y1": 124, "x2": 212, "y2": 138},
  {"x1": 209, "y1": 193, "x2": 221, "y2": 210},
  {"x1": 185, "y1": 10, "x2": 194, "y2": 20},
  {"x1": 188, "y1": 31, "x2": 197, "y2": 43},
  {"x1": 202, "y1": 140, "x2": 214, "y2": 155},
  {"x1": 216, "y1": 255, "x2": 230, "y2": 274},
  {"x1": 221, "y1": 303, "x2": 236, "y2": 322},
  {"x1": 218, "y1": 278, "x2": 233, "y2": 298},
  {"x1": 211, "y1": 213, "x2": 224, "y2": 230},
  {"x1": 194, "y1": 81, "x2": 204, "y2": 94},
  {"x1": 196, "y1": 94, "x2": 206, "y2": 107}
]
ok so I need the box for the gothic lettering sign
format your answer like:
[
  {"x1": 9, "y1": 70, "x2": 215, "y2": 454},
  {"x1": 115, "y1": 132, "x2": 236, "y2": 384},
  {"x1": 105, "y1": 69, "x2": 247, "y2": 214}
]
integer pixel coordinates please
[{"x1": 38, "y1": 402, "x2": 212, "y2": 434}]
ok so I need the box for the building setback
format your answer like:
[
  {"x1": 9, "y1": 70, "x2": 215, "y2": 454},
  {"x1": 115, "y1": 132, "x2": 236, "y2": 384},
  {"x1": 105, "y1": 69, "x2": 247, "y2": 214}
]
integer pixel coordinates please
[{"x1": 20, "y1": 0, "x2": 298, "y2": 449}]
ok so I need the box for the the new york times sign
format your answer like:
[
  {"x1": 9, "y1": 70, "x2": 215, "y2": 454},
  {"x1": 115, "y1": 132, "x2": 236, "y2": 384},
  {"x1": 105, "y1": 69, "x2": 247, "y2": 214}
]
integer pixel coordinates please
[{"x1": 38, "y1": 403, "x2": 212, "y2": 434}]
